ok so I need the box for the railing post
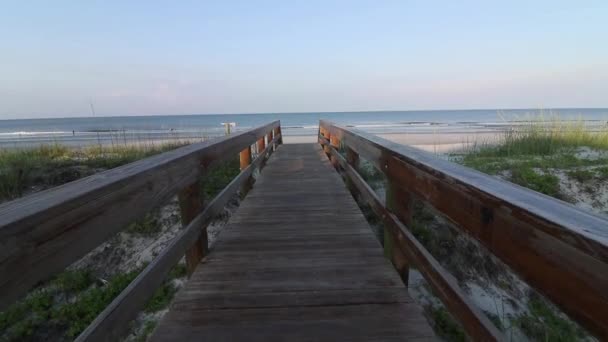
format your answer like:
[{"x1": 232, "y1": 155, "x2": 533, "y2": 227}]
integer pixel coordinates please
[
  {"x1": 239, "y1": 145, "x2": 253, "y2": 194},
  {"x1": 329, "y1": 134, "x2": 340, "y2": 167},
  {"x1": 385, "y1": 180, "x2": 412, "y2": 285},
  {"x1": 264, "y1": 132, "x2": 272, "y2": 156},
  {"x1": 323, "y1": 128, "x2": 332, "y2": 155},
  {"x1": 257, "y1": 136, "x2": 266, "y2": 154},
  {"x1": 345, "y1": 146, "x2": 359, "y2": 170},
  {"x1": 178, "y1": 182, "x2": 207, "y2": 276},
  {"x1": 275, "y1": 126, "x2": 283, "y2": 144}
]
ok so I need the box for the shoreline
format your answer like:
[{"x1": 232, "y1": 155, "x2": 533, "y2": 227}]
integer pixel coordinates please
[{"x1": 283, "y1": 131, "x2": 501, "y2": 153}]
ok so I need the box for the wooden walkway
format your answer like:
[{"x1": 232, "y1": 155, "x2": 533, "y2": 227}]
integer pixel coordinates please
[{"x1": 151, "y1": 143, "x2": 434, "y2": 341}]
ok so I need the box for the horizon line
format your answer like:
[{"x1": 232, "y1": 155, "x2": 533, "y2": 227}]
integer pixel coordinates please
[{"x1": 2, "y1": 106, "x2": 607, "y2": 121}]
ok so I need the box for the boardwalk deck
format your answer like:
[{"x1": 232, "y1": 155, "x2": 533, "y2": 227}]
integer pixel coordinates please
[{"x1": 151, "y1": 143, "x2": 434, "y2": 341}]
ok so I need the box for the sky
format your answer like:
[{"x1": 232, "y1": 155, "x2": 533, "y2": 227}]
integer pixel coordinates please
[{"x1": 1, "y1": 1, "x2": 607, "y2": 119}]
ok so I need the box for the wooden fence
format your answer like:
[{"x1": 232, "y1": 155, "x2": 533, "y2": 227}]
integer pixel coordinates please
[
  {"x1": 319, "y1": 120, "x2": 608, "y2": 341},
  {"x1": 0, "y1": 121, "x2": 282, "y2": 341}
]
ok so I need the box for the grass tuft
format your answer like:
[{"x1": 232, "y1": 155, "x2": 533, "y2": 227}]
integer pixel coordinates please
[
  {"x1": 0, "y1": 142, "x2": 188, "y2": 203},
  {"x1": 514, "y1": 294, "x2": 586, "y2": 341},
  {"x1": 510, "y1": 168, "x2": 561, "y2": 197},
  {"x1": 429, "y1": 306, "x2": 467, "y2": 341},
  {"x1": 566, "y1": 169, "x2": 595, "y2": 183},
  {"x1": 468, "y1": 115, "x2": 608, "y2": 157}
]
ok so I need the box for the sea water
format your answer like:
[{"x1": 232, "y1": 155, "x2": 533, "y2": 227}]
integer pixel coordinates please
[{"x1": 0, "y1": 108, "x2": 606, "y2": 148}]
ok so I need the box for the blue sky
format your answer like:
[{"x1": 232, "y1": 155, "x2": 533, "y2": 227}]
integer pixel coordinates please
[{"x1": 1, "y1": 1, "x2": 607, "y2": 118}]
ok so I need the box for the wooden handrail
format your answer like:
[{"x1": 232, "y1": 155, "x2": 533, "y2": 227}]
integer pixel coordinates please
[
  {"x1": 77, "y1": 132, "x2": 282, "y2": 342},
  {"x1": 0, "y1": 121, "x2": 280, "y2": 311},
  {"x1": 319, "y1": 120, "x2": 608, "y2": 340}
]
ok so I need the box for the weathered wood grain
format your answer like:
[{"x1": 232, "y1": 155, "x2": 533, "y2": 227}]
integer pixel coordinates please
[
  {"x1": 321, "y1": 120, "x2": 608, "y2": 339},
  {"x1": 0, "y1": 121, "x2": 279, "y2": 310},
  {"x1": 75, "y1": 134, "x2": 281, "y2": 342},
  {"x1": 178, "y1": 182, "x2": 206, "y2": 275},
  {"x1": 150, "y1": 144, "x2": 434, "y2": 341},
  {"x1": 328, "y1": 147, "x2": 503, "y2": 341}
]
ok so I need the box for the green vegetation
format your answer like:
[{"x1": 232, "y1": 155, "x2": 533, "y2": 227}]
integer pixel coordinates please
[
  {"x1": 0, "y1": 139, "x2": 245, "y2": 341},
  {"x1": 144, "y1": 263, "x2": 186, "y2": 313},
  {"x1": 429, "y1": 306, "x2": 467, "y2": 342},
  {"x1": 127, "y1": 213, "x2": 162, "y2": 236},
  {"x1": 596, "y1": 166, "x2": 608, "y2": 180},
  {"x1": 468, "y1": 116, "x2": 608, "y2": 157},
  {"x1": 52, "y1": 269, "x2": 95, "y2": 293},
  {"x1": 566, "y1": 169, "x2": 595, "y2": 183},
  {"x1": 453, "y1": 116, "x2": 599, "y2": 340},
  {"x1": 135, "y1": 321, "x2": 158, "y2": 342},
  {"x1": 357, "y1": 160, "x2": 385, "y2": 184},
  {"x1": 200, "y1": 158, "x2": 241, "y2": 198},
  {"x1": 510, "y1": 167, "x2": 561, "y2": 197},
  {"x1": 457, "y1": 116, "x2": 608, "y2": 199},
  {"x1": 55, "y1": 270, "x2": 141, "y2": 338},
  {"x1": 0, "y1": 142, "x2": 187, "y2": 203},
  {"x1": 514, "y1": 294, "x2": 586, "y2": 342},
  {"x1": 0, "y1": 262, "x2": 188, "y2": 341},
  {"x1": 483, "y1": 310, "x2": 505, "y2": 331}
]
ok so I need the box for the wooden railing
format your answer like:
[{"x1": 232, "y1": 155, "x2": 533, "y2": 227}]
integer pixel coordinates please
[
  {"x1": 0, "y1": 121, "x2": 282, "y2": 341},
  {"x1": 319, "y1": 120, "x2": 608, "y2": 341}
]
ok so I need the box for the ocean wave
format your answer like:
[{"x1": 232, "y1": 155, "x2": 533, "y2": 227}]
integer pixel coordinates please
[
  {"x1": 0, "y1": 131, "x2": 70, "y2": 136},
  {"x1": 351, "y1": 122, "x2": 445, "y2": 128},
  {"x1": 283, "y1": 125, "x2": 319, "y2": 129}
]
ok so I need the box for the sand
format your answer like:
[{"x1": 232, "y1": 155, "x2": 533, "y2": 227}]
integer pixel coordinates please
[{"x1": 282, "y1": 131, "x2": 501, "y2": 154}]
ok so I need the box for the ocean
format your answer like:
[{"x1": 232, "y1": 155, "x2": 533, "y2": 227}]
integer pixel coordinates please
[{"x1": 0, "y1": 108, "x2": 607, "y2": 148}]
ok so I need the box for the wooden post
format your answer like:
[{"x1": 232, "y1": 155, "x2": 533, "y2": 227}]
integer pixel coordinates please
[
  {"x1": 178, "y1": 182, "x2": 207, "y2": 276},
  {"x1": 385, "y1": 179, "x2": 412, "y2": 285},
  {"x1": 275, "y1": 126, "x2": 283, "y2": 144},
  {"x1": 329, "y1": 135, "x2": 340, "y2": 167},
  {"x1": 239, "y1": 146, "x2": 253, "y2": 194},
  {"x1": 346, "y1": 146, "x2": 359, "y2": 170},
  {"x1": 323, "y1": 129, "x2": 332, "y2": 155},
  {"x1": 257, "y1": 137, "x2": 265, "y2": 154}
]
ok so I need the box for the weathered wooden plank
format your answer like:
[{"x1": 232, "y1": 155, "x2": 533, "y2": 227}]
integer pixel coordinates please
[
  {"x1": 0, "y1": 121, "x2": 280, "y2": 310},
  {"x1": 321, "y1": 120, "x2": 608, "y2": 338},
  {"x1": 75, "y1": 134, "x2": 281, "y2": 342},
  {"x1": 328, "y1": 147, "x2": 503, "y2": 341},
  {"x1": 178, "y1": 182, "x2": 206, "y2": 275},
  {"x1": 152, "y1": 304, "x2": 431, "y2": 342},
  {"x1": 151, "y1": 144, "x2": 434, "y2": 341},
  {"x1": 171, "y1": 288, "x2": 412, "y2": 310}
]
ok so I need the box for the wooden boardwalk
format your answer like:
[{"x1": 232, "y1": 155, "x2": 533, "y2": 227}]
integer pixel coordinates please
[{"x1": 151, "y1": 143, "x2": 434, "y2": 341}]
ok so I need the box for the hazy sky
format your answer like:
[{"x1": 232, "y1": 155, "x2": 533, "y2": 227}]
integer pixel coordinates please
[{"x1": 1, "y1": 1, "x2": 607, "y2": 119}]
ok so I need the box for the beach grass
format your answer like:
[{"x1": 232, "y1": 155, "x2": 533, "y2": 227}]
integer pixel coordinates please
[
  {"x1": 0, "y1": 138, "x2": 245, "y2": 341},
  {"x1": 466, "y1": 114, "x2": 608, "y2": 157},
  {"x1": 457, "y1": 115, "x2": 608, "y2": 198},
  {"x1": 0, "y1": 142, "x2": 190, "y2": 203},
  {"x1": 0, "y1": 262, "x2": 189, "y2": 341}
]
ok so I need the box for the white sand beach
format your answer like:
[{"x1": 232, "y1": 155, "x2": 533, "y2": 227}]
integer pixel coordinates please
[{"x1": 283, "y1": 131, "x2": 501, "y2": 154}]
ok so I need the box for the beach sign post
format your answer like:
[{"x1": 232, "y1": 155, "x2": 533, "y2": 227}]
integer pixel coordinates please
[{"x1": 222, "y1": 122, "x2": 236, "y2": 135}]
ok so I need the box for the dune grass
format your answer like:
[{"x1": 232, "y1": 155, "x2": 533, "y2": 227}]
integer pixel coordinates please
[
  {"x1": 0, "y1": 263, "x2": 188, "y2": 341},
  {"x1": 0, "y1": 142, "x2": 190, "y2": 203},
  {"x1": 467, "y1": 115, "x2": 608, "y2": 158},
  {"x1": 458, "y1": 115, "x2": 608, "y2": 198},
  {"x1": 0, "y1": 139, "x2": 244, "y2": 341}
]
